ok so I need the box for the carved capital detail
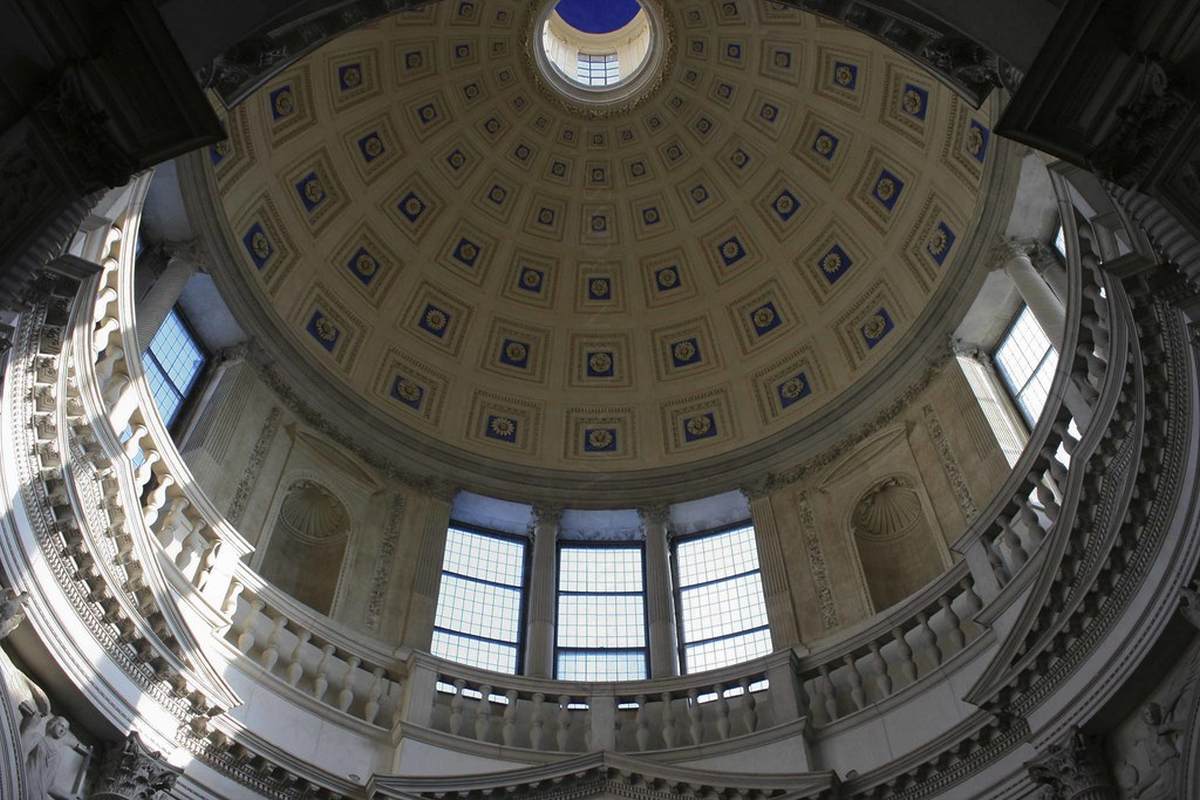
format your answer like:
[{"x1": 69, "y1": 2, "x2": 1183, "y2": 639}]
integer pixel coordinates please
[
  {"x1": 91, "y1": 732, "x2": 182, "y2": 800},
  {"x1": 531, "y1": 504, "x2": 564, "y2": 528},
  {"x1": 0, "y1": 586, "x2": 29, "y2": 640},
  {"x1": 637, "y1": 504, "x2": 671, "y2": 526},
  {"x1": 1025, "y1": 727, "x2": 1116, "y2": 800}
]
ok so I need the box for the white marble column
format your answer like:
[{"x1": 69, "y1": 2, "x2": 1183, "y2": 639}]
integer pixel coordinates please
[
  {"x1": 402, "y1": 490, "x2": 453, "y2": 651},
  {"x1": 746, "y1": 491, "x2": 801, "y2": 649},
  {"x1": 996, "y1": 239, "x2": 1066, "y2": 352},
  {"x1": 639, "y1": 506, "x2": 679, "y2": 678},
  {"x1": 523, "y1": 505, "x2": 561, "y2": 678},
  {"x1": 135, "y1": 245, "x2": 201, "y2": 352}
]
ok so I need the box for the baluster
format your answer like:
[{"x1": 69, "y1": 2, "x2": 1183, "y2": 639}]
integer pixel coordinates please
[
  {"x1": 235, "y1": 598, "x2": 262, "y2": 653},
  {"x1": 1018, "y1": 497, "x2": 1046, "y2": 549},
  {"x1": 448, "y1": 679, "x2": 467, "y2": 736},
  {"x1": 312, "y1": 645, "x2": 336, "y2": 702},
  {"x1": 739, "y1": 678, "x2": 757, "y2": 733},
  {"x1": 843, "y1": 655, "x2": 866, "y2": 711},
  {"x1": 141, "y1": 475, "x2": 174, "y2": 528},
  {"x1": 635, "y1": 695, "x2": 650, "y2": 751},
  {"x1": 336, "y1": 657, "x2": 359, "y2": 712},
  {"x1": 133, "y1": 450, "x2": 160, "y2": 491},
  {"x1": 687, "y1": 688, "x2": 702, "y2": 745},
  {"x1": 556, "y1": 695, "x2": 571, "y2": 751},
  {"x1": 173, "y1": 525, "x2": 204, "y2": 578},
  {"x1": 868, "y1": 641, "x2": 891, "y2": 698},
  {"x1": 363, "y1": 668, "x2": 385, "y2": 725},
  {"x1": 997, "y1": 515, "x2": 1028, "y2": 573},
  {"x1": 155, "y1": 497, "x2": 190, "y2": 549},
  {"x1": 121, "y1": 424, "x2": 146, "y2": 461},
  {"x1": 475, "y1": 684, "x2": 493, "y2": 741},
  {"x1": 988, "y1": 538, "x2": 1012, "y2": 585},
  {"x1": 221, "y1": 578, "x2": 244, "y2": 619},
  {"x1": 530, "y1": 692, "x2": 546, "y2": 750},
  {"x1": 193, "y1": 540, "x2": 221, "y2": 591},
  {"x1": 892, "y1": 627, "x2": 918, "y2": 685},
  {"x1": 914, "y1": 612, "x2": 942, "y2": 672},
  {"x1": 583, "y1": 702, "x2": 594, "y2": 752},
  {"x1": 285, "y1": 630, "x2": 311, "y2": 686},
  {"x1": 661, "y1": 692, "x2": 676, "y2": 748},
  {"x1": 259, "y1": 616, "x2": 287, "y2": 672},
  {"x1": 502, "y1": 690, "x2": 519, "y2": 746},
  {"x1": 816, "y1": 666, "x2": 838, "y2": 724},
  {"x1": 959, "y1": 577, "x2": 983, "y2": 621},
  {"x1": 714, "y1": 684, "x2": 731, "y2": 740},
  {"x1": 939, "y1": 595, "x2": 966, "y2": 653}
]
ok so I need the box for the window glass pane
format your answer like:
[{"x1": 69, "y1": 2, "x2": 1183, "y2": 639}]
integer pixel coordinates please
[
  {"x1": 674, "y1": 525, "x2": 772, "y2": 673},
  {"x1": 576, "y1": 52, "x2": 620, "y2": 87},
  {"x1": 994, "y1": 306, "x2": 1060, "y2": 427},
  {"x1": 431, "y1": 631, "x2": 517, "y2": 674},
  {"x1": 685, "y1": 629, "x2": 774, "y2": 674},
  {"x1": 141, "y1": 308, "x2": 207, "y2": 427},
  {"x1": 559, "y1": 548, "x2": 643, "y2": 592},
  {"x1": 679, "y1": 573, "x2": 768, "y2": 643},
  {"x1": 556, "y1": 594, "x2": 646, "y2": 648},
  {"x1": 431, "y1": 527, "x2": 527, "y2": 674},
  {"x1": 442, "y1": 529, "x2": 525, "y2": 586},
  {"x1": 556, "y1": 651, "x2": 646, "y2": 682},
  {"x1": 433, "y1": 574, "x2": 522, "y2": 640},
  {"x1": 556, "y1": 545, "x2": 647, "y2": 679}
]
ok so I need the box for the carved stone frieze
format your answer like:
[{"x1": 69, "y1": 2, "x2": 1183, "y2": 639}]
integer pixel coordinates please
[
  {"x1": 922, "y1": 405, "x2": 978, "y2": 523},
  {"x1": 227, "y1": 405, "x2": 282, "y2": 525},
  {"x1": 795, "y1": 491, "x2": 839, "y2": 631},
  {"x1": 365, "y1": 494, "x2": 406, "y2": 633}
]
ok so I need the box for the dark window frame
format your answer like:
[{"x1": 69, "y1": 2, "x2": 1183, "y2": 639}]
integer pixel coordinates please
[
  {"x1": 431, "y1": 522, "x2": 531, "y2": 676},
  {"x1": 670, "y1": 520, "x2": 771, "y2": 675},
  {"x1": 141, "y1": 305, "x2": 209, "y2": 432},
  {"x1": 554, "y1": 539, "x2": 651, "y2": 681}
]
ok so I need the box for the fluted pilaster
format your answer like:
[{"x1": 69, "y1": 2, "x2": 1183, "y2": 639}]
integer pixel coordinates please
[{"x1": 746, "y1": 491, "x2": 802, "y2": 648}]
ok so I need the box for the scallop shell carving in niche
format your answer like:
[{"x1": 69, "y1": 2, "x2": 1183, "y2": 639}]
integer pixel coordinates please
[
  {"x1": 851, "y1": 477, "x2": 923, "y2": 541},
  {"x1": 278, "y1": 480, "x2": 350, "y2": 544}
]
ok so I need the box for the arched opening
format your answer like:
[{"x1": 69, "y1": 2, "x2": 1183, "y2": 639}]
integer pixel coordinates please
[
  {"x1": 258, "y1": 480, "x2": 350, "y2": 614},
  {"x1": 850, "y1": 477, "x2": 943, "y2": 611}
]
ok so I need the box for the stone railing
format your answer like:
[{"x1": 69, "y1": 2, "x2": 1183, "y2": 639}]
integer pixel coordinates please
[
  {"x1": 223, "y1": 571, "x2": 407, "y2": 730},
  {"x1": 398, "y1": 650, "x2": 799, "y2": 756},
  {"x1": 33, "y1": 160, "x2": 1147, "y2": 798}
]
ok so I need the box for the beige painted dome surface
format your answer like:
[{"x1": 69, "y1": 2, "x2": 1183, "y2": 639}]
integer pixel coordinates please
[{"x1": 207, "y1": 0, "x2": 996, "y2": 474}]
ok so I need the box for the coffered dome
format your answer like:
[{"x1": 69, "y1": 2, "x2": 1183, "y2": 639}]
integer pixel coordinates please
[{"x1": 199, "y1": 0, "x2": 1013, "y2": 497}]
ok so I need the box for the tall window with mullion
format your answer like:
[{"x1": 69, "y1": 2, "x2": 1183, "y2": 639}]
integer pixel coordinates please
[
  {"x1": 556, "y1": 544, "x2": 648, "y2": 680},
  {"x1": 994, "y1": 305, "x2": 1060, "y2": 428},
  {"x1": 674, "y1": 524, "x2": 771, "y2": 673},
  {"x1": 576, "y1": 52, "x2": 619, "y2": 86},
  {"x1": 142, "y1": 307, "x2": 208, "y2": 428},
  {"x1": 431, "y1": 527, "x2": 527, "y2": 674}
]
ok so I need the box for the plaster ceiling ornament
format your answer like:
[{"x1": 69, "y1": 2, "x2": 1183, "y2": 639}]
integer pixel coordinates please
[{"x1": 198, "y1": 0, "x2": 1016, "y2": 497}]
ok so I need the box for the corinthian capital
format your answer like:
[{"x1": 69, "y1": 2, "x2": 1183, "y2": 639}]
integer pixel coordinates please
[
  {"x1": 531, "y1": 504, "x2": 563, "y2": 527},
  {"x1": 637, "y1": 504, "x2": 671, "y2": 526},
  {"x1": 91, "y1": 732, "x2": 182, "y2": 800},
  {"x1": 1024, "y1": 727, "x2": 1115, "y2": 800}
]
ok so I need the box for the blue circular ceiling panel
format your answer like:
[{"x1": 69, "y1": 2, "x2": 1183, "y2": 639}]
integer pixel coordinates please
[{"x1": 554, "y1": 0, "x2": 641, "y2": 34}]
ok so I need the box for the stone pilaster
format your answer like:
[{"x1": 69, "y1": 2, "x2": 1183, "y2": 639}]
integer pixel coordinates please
[
  {"x1": 524, "y1": 505, "x2": 562, "y2": 678},
  {"x1": 401, "y1": 491, "x2": 453, "y2": 651},
  {"x1": 745, "y1": 490, "x2": 802, "y2": 648},
  {"x1": 90, "y1": 732, "x2": 182, "y2": 800},
  {"x1": 1025, "y1": 727, "x2": 1116, "y2": 800},
  {"x1": 639, "y1": 505, "x2": 679, "y2": 678}
]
